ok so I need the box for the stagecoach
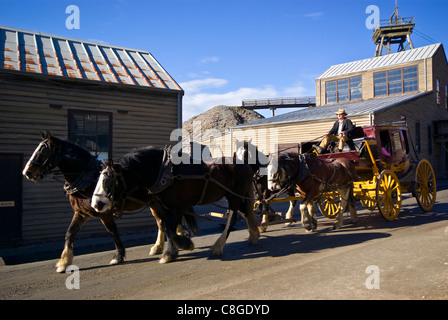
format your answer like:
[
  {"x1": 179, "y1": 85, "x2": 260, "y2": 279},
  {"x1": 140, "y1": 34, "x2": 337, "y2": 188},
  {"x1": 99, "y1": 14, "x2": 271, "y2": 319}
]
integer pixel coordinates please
[{"x1": 256, "y1": 123, "x2": 437, "y2": 229}]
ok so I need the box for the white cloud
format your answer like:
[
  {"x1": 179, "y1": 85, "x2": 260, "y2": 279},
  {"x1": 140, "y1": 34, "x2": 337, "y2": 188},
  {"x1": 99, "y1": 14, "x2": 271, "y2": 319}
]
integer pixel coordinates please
[
  {"x1": 180, "y1": 78, "x2": 315, "y2": 122},
  {"x1": 197, "y1": 56, "x2": 220, "y2": 65},
  {"x1": 282, "y1": 82, "x2": 315, "y2": 97},
  {"x1": 180, "y1": 78, "x2": 228, "y2": 94},
  {"x1": 302, "y1": 12, "x2": 324, "y2": 19},
  {"x1": 182, "y1": 84, "x2": 277, "y2": 121}
]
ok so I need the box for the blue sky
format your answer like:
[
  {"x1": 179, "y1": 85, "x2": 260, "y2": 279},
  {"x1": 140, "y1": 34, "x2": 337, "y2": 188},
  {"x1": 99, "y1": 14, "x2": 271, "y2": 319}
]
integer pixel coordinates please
[{"x1": 1, "y1": 0, "x2": 447, "y2": 121}]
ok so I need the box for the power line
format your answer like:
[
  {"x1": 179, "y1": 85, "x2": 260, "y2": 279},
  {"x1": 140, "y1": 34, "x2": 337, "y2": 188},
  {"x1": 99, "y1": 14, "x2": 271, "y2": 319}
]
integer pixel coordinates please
[{"x1": 413, "y1": 28, "x2": 439, "y2": 44}]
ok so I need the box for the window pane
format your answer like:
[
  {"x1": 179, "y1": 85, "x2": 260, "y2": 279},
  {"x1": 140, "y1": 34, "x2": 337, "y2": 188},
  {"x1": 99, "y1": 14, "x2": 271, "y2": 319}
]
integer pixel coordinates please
[
  {"x1": 326, "y1": 92, "x2": 337, "y2": 104},
  {"x1": 337, "y1": 79, "x2": 348, "y2": 90},
  {"x1": 68, "y1": 110, "x2": 111, "y2": 158},
  {"x1": 403, "y1": 66, "x2": 417, "y2": 80},
  {"x1": 403, "y1": 66, "x2": 418, "y2": 92},
  {"x1": 326, "y1": 81, "x2": 337, "y2": 104},
  {"x1": 338, "y1": 89, "x2": 349, "y2": 102},
  {"x1": 389, "y1": 81, "x2": 402, "y2": 94},
  {"x1": 350, "y1": 76, "x2": 362, "y2": 100},
  {"x1": 404, "y1": 78, "x2": 418, "y2": 92},
  {"x1": 388, "y1": 69, "x2": 402, "y2": 83},
  {"x1": 374, "y1": 72, "x2": 387, "y2": 96}
]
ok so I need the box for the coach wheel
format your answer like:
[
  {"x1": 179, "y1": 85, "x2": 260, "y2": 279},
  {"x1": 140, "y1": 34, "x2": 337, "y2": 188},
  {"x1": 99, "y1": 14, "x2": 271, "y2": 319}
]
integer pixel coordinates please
[
  {"x1": 317, "y1": 191, "x2": 342, "y2": 219},
  {"x1": 414, "y1": 159, "x2": 437, "y2": 212},
  {"x1": 361, "y1": 198, "x2": 377, "y2": 211},
  {"x1": 376, "y1": 170, "x2": 402, "y2": 221}
]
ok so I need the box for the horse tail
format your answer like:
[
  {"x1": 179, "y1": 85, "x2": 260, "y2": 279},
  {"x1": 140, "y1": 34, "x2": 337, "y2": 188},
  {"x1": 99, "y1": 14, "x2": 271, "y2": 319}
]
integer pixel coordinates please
[{"x1": 184, "y1": 207, "x2": 199, "y2": 236}]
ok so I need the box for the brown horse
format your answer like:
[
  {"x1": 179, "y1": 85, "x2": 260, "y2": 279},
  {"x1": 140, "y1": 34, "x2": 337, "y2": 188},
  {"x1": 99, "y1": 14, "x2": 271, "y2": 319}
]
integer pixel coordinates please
[
  {"x1": 91, "y1": 146, "x2": 260, "y2": 263},
  {"x1": 22, "y1": 131, "x2": 195, "y2": 272},
  {"x1": 267, "y1": 152, "x2": 357, "y2": 230}
]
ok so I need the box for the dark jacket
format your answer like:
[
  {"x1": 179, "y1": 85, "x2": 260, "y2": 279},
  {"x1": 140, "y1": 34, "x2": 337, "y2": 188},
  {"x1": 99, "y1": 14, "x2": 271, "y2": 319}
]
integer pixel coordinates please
[{"x1": 329, "y1": 118, "x2": 355, "y2": 138}]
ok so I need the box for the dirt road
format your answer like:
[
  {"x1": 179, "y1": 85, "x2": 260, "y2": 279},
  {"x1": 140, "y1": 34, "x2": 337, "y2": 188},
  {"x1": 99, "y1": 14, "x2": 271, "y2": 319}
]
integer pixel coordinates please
[{"x1": 1, "y1": 189, "x2": 447, "y2": 301}]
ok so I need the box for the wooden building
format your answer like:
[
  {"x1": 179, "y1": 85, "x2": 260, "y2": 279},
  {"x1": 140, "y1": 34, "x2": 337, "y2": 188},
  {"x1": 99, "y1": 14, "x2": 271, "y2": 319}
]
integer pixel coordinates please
[
  {"x1": 202, "y1": 43, "x2": 448, "y2": 179},
  {"x1": 0, "y1": 26, "x2": 183, "y2": 244}
]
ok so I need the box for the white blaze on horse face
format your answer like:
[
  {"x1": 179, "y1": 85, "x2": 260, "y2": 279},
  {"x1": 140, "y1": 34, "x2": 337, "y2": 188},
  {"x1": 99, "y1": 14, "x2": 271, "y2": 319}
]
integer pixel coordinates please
[
  {"x1": 235, "y1": 146, "x2": 245, "y2": 164},
  {"x1": 91, "y1": 170, "x2": 112, "y2": 213},
  {"x1": 22, "y1": 141, "x2": 46, "y2": 181},
  {"x1": 267, "y1": 161, "x2": 278, "y2": 192}
]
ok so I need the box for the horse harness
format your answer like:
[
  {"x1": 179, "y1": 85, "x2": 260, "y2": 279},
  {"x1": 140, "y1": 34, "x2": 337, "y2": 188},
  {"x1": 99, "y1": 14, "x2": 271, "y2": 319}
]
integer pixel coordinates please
[
  {"x1": 272, "y1": 154, "x2": 354, "y2": 200},
  {"x1": 64, "y1": 157, "x2": 101, "y2": 197},
  {"x1": 107, "y1": 147, "x2": 258, "y2": 217}
]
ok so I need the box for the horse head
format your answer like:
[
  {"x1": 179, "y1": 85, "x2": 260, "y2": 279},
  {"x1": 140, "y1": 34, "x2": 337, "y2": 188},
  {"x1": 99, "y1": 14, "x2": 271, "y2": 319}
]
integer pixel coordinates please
[
  {"x1": 23, "y1": 130, "x2": 62, "y2": 182},
  {"x1": 266, "y1": 153, "x2": 299, "y2": 192},
  {"x1": 91, "y1": 159, "x2": 121, "y2": 213}
]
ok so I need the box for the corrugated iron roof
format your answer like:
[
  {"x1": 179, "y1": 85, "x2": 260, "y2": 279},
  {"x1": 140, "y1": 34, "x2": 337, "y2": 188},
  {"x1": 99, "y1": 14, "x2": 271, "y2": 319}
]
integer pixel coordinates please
[
  {"x1": 0, "y1": 25, "x2": 182, "y2": 91},
  {"x1": 236, "y1": 92, "x2": 431, "y2": 128},
  {"x1": 317, "y1": 43, "x2": 441, "y2": 79}
]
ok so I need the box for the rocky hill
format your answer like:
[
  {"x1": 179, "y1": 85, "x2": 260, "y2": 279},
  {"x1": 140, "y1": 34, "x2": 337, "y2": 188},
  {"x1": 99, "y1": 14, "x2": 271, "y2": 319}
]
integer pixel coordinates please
[{"x1": 183, "y1": 105, "x2": 264, "y2": 140}]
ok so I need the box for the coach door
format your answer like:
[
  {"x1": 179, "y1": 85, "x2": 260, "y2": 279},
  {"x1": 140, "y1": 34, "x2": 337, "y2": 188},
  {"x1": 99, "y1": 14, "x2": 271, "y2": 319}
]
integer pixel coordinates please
[{"x1": 0, "y1": 154, "x2": 23, "y2": 245}]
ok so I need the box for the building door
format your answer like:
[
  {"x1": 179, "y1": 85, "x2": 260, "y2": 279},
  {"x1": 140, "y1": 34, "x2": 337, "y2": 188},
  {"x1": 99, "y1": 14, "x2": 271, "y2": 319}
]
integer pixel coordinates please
[{"x1": 0, "y1": 154, "x2": 23, "y2": 245}]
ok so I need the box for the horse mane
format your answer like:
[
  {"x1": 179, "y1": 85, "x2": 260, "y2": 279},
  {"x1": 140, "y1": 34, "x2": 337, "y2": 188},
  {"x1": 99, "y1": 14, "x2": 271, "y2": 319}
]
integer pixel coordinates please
[
  {"x1": 118, "y1": 146, "x2": 162, "y2": 169},
  {"x1": 52, "y1": 136, "x2": 96, "y2": 164}
]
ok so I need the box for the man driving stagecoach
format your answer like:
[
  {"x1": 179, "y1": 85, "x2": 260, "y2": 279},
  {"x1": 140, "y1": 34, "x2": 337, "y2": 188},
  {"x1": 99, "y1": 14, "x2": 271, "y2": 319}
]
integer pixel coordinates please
[{"x1": 313, "y1": 108, "x2": 355, "y2": 154}]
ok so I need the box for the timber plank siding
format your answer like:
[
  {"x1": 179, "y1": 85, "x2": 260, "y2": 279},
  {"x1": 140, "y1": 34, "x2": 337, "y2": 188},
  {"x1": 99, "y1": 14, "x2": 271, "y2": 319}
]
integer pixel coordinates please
[{"x1": 0, "y1": 72, "x2": 180, "y2": 241}]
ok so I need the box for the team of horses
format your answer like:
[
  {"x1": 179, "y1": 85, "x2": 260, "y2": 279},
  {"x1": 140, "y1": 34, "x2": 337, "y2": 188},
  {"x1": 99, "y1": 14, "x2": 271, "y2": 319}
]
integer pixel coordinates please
[{"x1": 22, "y1": 131, "x2": 358, "y2": 271}]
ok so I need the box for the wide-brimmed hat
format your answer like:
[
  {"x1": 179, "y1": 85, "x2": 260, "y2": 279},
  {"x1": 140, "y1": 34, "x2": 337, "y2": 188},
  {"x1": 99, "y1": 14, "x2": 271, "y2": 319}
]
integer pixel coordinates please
[{"x1": 335, "y1": 108, "x2": 347, "y2": 116}]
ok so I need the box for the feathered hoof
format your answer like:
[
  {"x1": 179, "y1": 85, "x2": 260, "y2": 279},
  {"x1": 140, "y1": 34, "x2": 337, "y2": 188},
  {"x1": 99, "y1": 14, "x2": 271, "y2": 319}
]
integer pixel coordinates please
[
  {"x1": 159, "y1": 251, "x2": 178, "y2": 264},
  {"x1": 332, "y1": 223, "x2": 342, "y2": 230},
  {"x1": 110, "y1": 257, "x2": 124, "y2": 265},
  {"x1": 210, "y1": 245, "x2": 223, "y2": 258},
  {"x1": 149, "y1": 245, "x2": 164, "y2": 256},
  {"x1": 56, "y1": 266, "x2": 66, "y2": 273}
]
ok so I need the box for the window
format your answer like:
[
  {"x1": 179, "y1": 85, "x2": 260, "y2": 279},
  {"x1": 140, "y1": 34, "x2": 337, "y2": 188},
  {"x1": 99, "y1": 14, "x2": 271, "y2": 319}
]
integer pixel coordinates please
[
  {"x1": 325, "y1": 76, "x2": 362, "y2": 104},
  {"x1": 403, "y1": 66, "x2": 418, "y2": 92},
  {"x1": 436, "y1": 78, "x2": 440, "y2": 105},
  {"x1": 374, "y1": 65, "x2": 418, "y2": 97},
  {"x1": 374, "y1": 72, "x2": 387, "y2": 97},
  {"x1": 445, "y1": 84, "x2": 448, "y2": 109},
  {"x1": 325, "y1": 80, "x2": 337, "y2": 104},
  {"x1": 68, "y1": 109, "x2": 112, "y2": 161},
  {"x1": 388, "y1": 69, "x2": 402, "y2": 95},
  {"x1": 350, "y1": 76, "x2": 362, "y2": 100},
  {"x1": 337, "y1": 79, "x2": 349, "y2": 102}
]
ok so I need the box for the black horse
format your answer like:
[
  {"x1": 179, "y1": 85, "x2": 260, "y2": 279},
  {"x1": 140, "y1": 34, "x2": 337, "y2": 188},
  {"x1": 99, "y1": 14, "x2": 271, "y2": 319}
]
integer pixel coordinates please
[
  {"x1": 92, "y1": 146, "x2": 260, "y2": 263},
  {"x1": 22, "y1": 131, "x2": 193, "y2": 272}
]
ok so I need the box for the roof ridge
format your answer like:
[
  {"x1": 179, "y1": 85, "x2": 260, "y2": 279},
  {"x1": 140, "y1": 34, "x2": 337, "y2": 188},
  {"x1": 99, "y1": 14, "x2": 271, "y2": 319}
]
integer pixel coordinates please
[{"x1": 317, "y1": 43, "x2": 442, "y2": 79}]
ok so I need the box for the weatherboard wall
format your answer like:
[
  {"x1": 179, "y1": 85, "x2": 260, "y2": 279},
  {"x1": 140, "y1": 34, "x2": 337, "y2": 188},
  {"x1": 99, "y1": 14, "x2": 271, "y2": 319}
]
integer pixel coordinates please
[{"x1": 0, "y1": 73, "x2": 179, "y2": 241}]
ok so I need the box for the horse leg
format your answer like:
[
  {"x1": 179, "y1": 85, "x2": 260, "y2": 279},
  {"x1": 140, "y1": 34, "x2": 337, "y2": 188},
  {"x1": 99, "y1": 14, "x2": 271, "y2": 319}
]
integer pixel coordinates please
[
  {"x1": 241, "y1": 196, "x2": 260, "y2": 246},
  {"x1": 333, "y1": 187, "x2": 350, "y2": 230},
  {"x1": 56, "y1": 211, "x2": 89, "y2": 273},
  {"x1": 160, "y1": 208, "x2": 194, "y2": 264},
  {"x1": 285, "y1": 199, "x2": 297, "y2": 226},
  {"x1": 307, "y1": 202, "x2": 318, "y2": 230},
  {"x1": 99, "y1": 212, "x2": 126, "y2": 265},
  {"x1": 210, "y1": 208, "x2": 237, "y2": 258},
  {"x1": 348, "y1": 186, "x2": 358, "y2": 225},
  {"x1": 149, "y1": 208, "x2": 165, "y2": 256},
  {"x1": 300, "y1": 203, "x2": 311, "y2": 231}
]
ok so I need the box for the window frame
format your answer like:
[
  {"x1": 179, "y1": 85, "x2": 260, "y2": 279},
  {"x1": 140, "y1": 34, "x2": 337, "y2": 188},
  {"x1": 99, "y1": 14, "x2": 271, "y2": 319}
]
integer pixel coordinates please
[
  {"x1": 68, "y1": 109, "x2": 113, "y2": 160},
  {"x1": 325, "y1": 75, "x2": 362, "y2": 104},
  {"x1": 374, "y1": 65, "x2": 419, "y2": 97}
]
